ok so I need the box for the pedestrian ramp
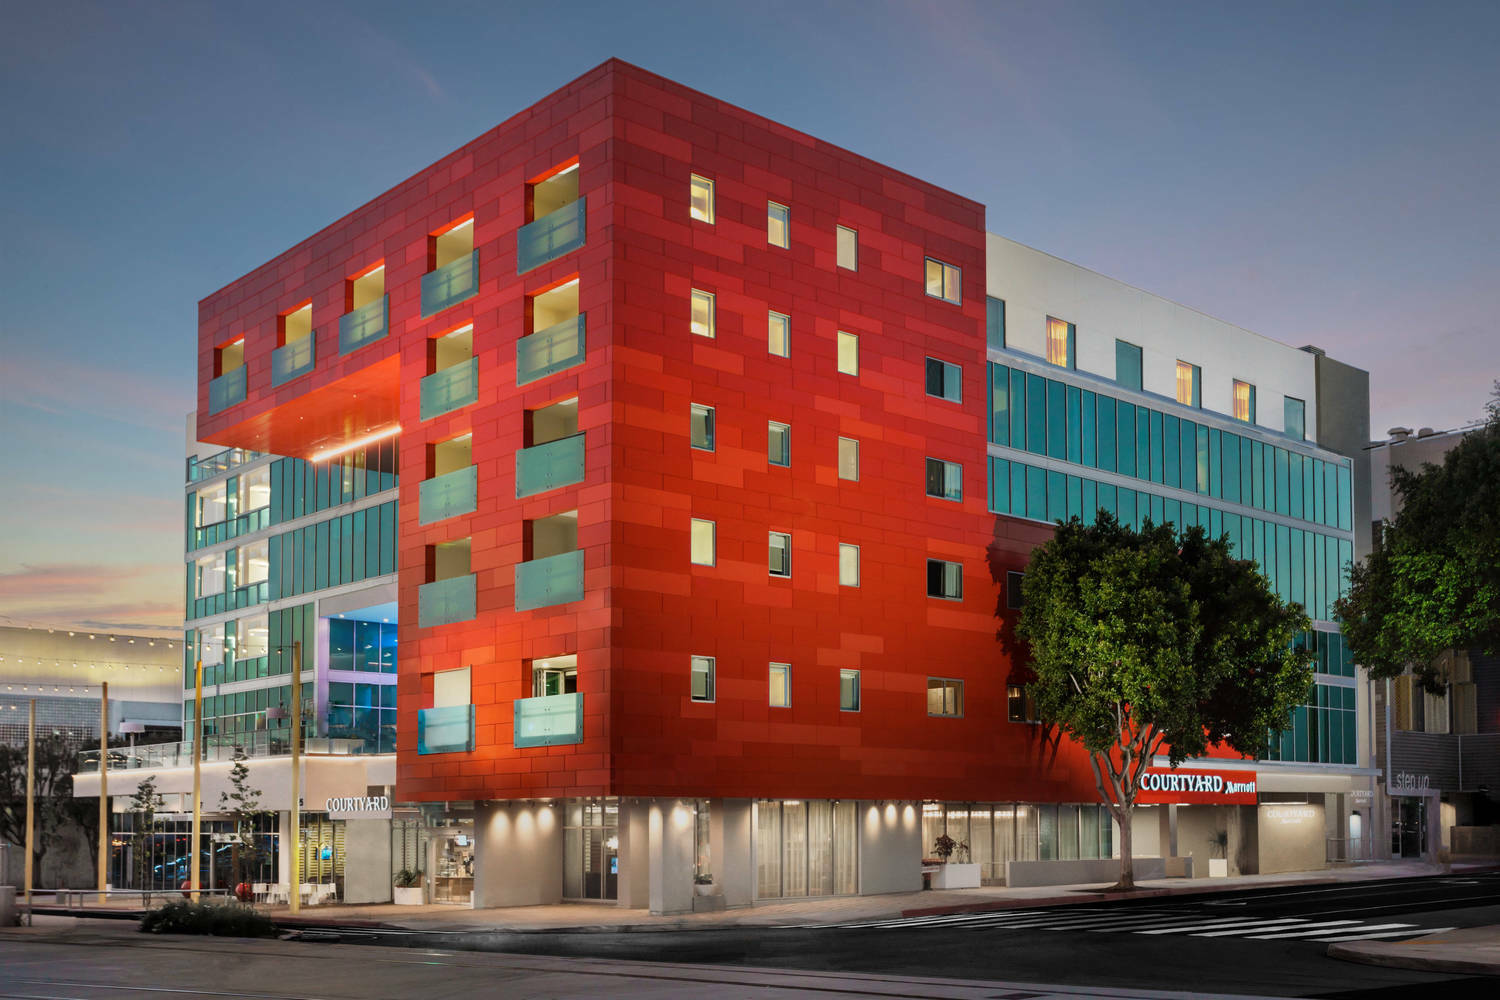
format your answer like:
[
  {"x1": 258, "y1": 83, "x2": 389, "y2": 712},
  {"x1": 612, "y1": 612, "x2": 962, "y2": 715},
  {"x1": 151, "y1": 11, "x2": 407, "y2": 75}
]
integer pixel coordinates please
[{"x1": 808, "y1": 906, "x2": 1453, "y2": 943}]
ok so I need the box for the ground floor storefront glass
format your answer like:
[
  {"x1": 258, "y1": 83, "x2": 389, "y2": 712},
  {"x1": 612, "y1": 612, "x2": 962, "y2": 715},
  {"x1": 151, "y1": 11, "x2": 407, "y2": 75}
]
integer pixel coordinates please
[
  {"x1": 755, "y1": 800, "x2": 857, "y2": 899},
  {"x1": 923, "y1": 802, "x2": 1112, "y2": 884},
  {"x1": 108, "y1": 814, "x2": 278, "y2": 893},
  {"x1": 563, "y1": 798, "x2": 618, "y2": 900}
]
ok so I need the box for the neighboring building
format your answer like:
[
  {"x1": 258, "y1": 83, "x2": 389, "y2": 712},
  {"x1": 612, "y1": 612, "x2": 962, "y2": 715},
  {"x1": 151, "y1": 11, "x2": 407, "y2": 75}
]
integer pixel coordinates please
[
  {"x1": 171, "y1": 60, "x2": 1371, "y2": 911},
  {"x1": 1367, "y1": 425, "x2": 1500, "y2": 860}
]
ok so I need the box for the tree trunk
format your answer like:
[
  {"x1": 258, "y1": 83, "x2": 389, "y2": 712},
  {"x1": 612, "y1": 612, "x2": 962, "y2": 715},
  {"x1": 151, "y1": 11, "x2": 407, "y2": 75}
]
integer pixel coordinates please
[{"x1": 1116, "y1": 807, "x2": 1134, "y2": 890}]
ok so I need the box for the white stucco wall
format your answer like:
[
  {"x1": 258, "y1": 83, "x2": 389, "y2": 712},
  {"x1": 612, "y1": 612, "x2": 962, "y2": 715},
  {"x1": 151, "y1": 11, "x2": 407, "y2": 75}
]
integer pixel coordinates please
[
  {"x1": 857, "y1": 801, "x2": 922, "y2": 895},
  {"x1": 472, "y1": 801, "x2": 562, "y2": 908}
]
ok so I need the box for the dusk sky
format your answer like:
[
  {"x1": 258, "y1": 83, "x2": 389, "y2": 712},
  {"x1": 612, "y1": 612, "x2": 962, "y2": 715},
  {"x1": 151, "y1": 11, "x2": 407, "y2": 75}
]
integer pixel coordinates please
[{"x1": 2, "y1": 0, "x2": 1496, "y2": 634}]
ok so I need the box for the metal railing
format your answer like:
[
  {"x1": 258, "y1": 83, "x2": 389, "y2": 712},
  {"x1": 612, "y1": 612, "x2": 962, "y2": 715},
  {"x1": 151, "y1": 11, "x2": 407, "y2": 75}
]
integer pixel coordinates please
[
  {"x1": 187, "y1": 447, "x2": 265, "y2": 483},
  {"x1": 78, "y1": 733, "x2": 367, "y2": 772}
]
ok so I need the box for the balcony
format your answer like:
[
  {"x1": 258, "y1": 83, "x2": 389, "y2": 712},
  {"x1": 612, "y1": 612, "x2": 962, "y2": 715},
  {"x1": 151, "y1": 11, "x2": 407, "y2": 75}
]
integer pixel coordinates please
[
  {"x1": 420, "y1": 357, "x2": 479, "y2": 421},
  {"x1": 517, "y1": 314, "x2": 585, "y2": 386},
  {"x1": 186, "y1": 447, "x2": 264, "y2": 483},
  {"x1": 419, "y1": 465, "x2": 478, "y2": 525},
  {"x1": 418, "y1": 704, "x2": 475, "y2": 755},
  {"x1": 419, "y1": 573, "x2": 476, "y2": 627},
  {"x1": 421, "y1": 249, "x2": 479, "y2": 317},
  {"x1": 514, "y1": 550, "x2": 583, "y2": 612},
  {"x1": 209, "y1": 367, "x2": 246, "y2": 414},
  {"x1": 76, "y1": 732, "x2": 367, "y2": 772},
  {"x1": 271, "y1": 336, "x2": 315, "y2": 386},
  {"x1": 517, "y1": 196, "x2": 586, "y2": 274},
  {"x1": 191, "y1": 505, "x2": 271, "y2": 550},
  {"x1": 515, "y1": 434, "x2": 585, "y2": 498},
  {"x1": 339, "y1": 295, "x2": 388, "y2": 354},
  {"x1": 514, "y1": 692, "x2": 584, "y2": 748}
]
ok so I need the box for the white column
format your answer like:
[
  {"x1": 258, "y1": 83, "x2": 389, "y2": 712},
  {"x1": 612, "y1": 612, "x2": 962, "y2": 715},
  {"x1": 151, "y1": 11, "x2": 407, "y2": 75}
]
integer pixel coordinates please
[
  {"x1": 617, "y1": 800, "x2": 650, "y2": 909},
  {"x1": 714, "y1": 799, "x2": 754, "y2": 908},
  {"x1": 647, "y1": 799, "x2": 694, "y2": 916}
]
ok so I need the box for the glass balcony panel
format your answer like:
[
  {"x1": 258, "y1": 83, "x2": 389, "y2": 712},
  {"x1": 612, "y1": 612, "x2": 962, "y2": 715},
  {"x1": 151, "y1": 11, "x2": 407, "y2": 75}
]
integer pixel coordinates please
[
  {"x1": 516, "y1": 314, "x2": 585, "y2": 386},
  {"x1": 514, "y1": 550, "x2": 584, "y2": 612},
  {"x1": 418, "y1": 704, "x2": 475, "y2": 754},
  {"x1": 514, "y1": 692, "x2": 584, "y2": 748},
  {"x1": 420, "y1": 250, "x2": 478, "y2": 317},
  {"x1": 209, "y1": 367, "x2": 246, "y2": 414},
  {"x1": 339, "y1": 295, "x2": 389, "y2": 354},
  {"x1": 515, "y1": 434, "x2": 585, "y2": 498},
  {"x1": 419, "y1": 465, "x2": 478, "y2": 524},
  {"x1": 419, "y1": 573, "x2": 477, "y2": 627},
  {"x1": 271, "y1": 336, "x2": 315, "y2": 386},
  {"x1": 517, "y1": 196, "x2": 586, "y2": 274},
  {"x1": 420, "y1": 357, "x2": 479, "y2": 421}
]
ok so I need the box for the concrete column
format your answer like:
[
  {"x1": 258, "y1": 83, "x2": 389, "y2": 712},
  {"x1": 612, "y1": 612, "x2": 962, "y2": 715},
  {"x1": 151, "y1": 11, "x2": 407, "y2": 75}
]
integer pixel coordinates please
[
  {"x1": 1157, "y1": 803, "x2": 1179, "y2": 858},
  {"x1": 857, "y1": 801, "x2": 921, "y2": 895},
  {"x1": 647, "y1": 798, "x2": 694, "y2": 916},
  {"x1": 472, "y1": 801, "x2": 562, "y2": 908},
  {"x1": 714, "y1": 799, "x2": 753, "y2": 908},
  {"x1": 276, "y1": 810, "x2": 292, "y2": 892},
  {"x1": 341, "y1": 819, "x2": 391, "y2": 903},
  {"x1": 617, "y1": 800, "x2": 649, "y2": 909}
]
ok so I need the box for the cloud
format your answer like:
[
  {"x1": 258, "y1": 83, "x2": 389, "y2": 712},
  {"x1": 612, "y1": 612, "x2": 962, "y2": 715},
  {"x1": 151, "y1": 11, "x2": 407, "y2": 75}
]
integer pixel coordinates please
[
  {"x1": 0, "y1": 563, "x2": 182, "y2": 634},
  {"x1": 0, "y1": 348, "x2": 189, "y2": 435}
]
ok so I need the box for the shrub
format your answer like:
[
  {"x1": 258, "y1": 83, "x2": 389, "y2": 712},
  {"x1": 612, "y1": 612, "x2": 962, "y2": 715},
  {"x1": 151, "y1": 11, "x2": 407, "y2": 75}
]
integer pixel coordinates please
[
  {"x1": 140, "y1": 900, "x2": 276, "y2": 938},
  {"x1": 393, "y1": 868, "x2": 423, "y2": 888}
]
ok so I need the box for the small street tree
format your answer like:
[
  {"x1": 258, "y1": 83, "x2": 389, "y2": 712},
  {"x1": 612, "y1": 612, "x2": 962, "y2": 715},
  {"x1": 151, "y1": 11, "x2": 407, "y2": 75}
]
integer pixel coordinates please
[
  {"x1": 0, "y1": 734, "x2": 89, "y2": 885},
  {"x1": 128, "y1": 775, "x2": 164, "y2": 899},
  {"x1": 218, "y1": 747, "x2": 268, "y2": 893},
  {"x1": 1337, "y1": 383, "x2": 1500, "y2": 691},
  {"x1": 1011, "y1": 513, "x2": 1311, "y2": 889}
]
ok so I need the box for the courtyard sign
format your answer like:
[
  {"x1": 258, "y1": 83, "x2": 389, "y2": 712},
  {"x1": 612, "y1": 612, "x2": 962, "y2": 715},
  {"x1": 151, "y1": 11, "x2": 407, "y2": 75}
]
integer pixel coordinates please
[
  {"x1": 324, "y1": 794, "x2": 392, "y2": 820},
  {"x1": 1136, "y1": 768, "x2": 1258, "y2": 805}
]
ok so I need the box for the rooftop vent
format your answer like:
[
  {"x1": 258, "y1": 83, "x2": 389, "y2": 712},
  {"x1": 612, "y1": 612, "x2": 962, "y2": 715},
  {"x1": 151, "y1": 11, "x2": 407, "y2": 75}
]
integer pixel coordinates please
[
  {"x1": 1299, "y1": 345, "x2": 1326, "y2": 357},
  {"x1": 1417, "y1": 427, "x2": 1437, "y2": 438},
  {"x1": 1387, "y1": 427, "x2": 1412, "y2": 441}
]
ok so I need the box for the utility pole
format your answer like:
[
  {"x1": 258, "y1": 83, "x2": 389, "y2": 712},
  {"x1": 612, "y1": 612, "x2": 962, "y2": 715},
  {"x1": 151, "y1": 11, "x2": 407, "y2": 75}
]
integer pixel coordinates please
[
  {"x1": 289, "y1": 640, "x2": 302, "y2": 914},
  {"x1": 24, "y1": 700, "x2": 35, "y2": 908},
  {"x1": 191, "y1": 659, "x2": 203, "y2": 902},
  {"x1": 98, "y1": 681, "x2": 109, "y2": 905}
]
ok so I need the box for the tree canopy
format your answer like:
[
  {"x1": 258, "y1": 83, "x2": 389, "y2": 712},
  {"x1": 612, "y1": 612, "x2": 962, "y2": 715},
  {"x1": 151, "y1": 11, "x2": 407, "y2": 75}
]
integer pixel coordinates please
[
  {"x1": 1012, "y1": 513, "x2": 1311, "y2": 888},
  {"x1": 1337, "y1": 385, "x2": 1500, "y2": 690}
]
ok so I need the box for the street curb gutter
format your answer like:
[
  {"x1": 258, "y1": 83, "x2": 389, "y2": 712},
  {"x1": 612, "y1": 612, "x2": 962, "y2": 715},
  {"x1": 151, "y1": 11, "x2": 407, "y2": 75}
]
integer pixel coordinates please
[{"x1": 1326, "y1": 943, "x2": 1500, "y2": 977}]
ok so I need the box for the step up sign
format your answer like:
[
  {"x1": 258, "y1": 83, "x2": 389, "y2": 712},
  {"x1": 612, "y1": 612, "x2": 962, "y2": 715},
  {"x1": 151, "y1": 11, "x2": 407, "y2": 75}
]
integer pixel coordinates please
[{"x1": 1136, "y1": 768, "x2": 1258, "y2": 805}]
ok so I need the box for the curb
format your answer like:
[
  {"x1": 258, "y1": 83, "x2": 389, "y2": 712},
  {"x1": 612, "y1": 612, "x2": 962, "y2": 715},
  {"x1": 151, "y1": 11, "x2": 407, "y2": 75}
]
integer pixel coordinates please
[{"x1": 1326, "y1": 942, "x2": 1500, "y2": 976}]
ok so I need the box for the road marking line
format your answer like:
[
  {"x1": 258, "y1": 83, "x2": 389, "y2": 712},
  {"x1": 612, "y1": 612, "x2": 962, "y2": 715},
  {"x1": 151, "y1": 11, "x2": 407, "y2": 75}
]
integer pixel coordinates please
[
  {"x1": 1190, "y1": 918, "x2": 1310, "y2": 937},
  {"x1": 1137, "y1": 916, "x2": 1303, "y2": 935},
  {"x1": 1318, "y1": 925, "x2": 1446, "y2": 943},
  {"x1": 1243, "y1": 920, "x2": 1364, "y2": 939}
]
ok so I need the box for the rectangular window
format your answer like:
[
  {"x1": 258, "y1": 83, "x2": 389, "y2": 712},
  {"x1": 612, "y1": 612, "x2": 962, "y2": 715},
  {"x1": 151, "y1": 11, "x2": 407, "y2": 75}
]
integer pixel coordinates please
[
  {"x1": 986, "y1": 297, "x2": 1006, "y2": 350},
  {"x1": 769, "y1": 662, "x2": 791, "y2": 707},
  {"x1": 1115, "y1": 340, "x2": 1143, "y2": 391},
  {"x1": 927, "y1": 559, "x2": 963, "y2": 600},
  {"x1": 690, "y1": 404, "x2": 715, "y2": 451},
  {"x1": 838, "y1": 437, "x2": 859, "y2": 481},
  {"x1": 1176, "y1": 361, "x2": 1201, "y2": 407},
  {"x1": 689, "y1": 174, "x2": 714, "y2": 223},
  {"x1": 690, "y1": 289, "x2": 715, "y2": 338},
  {"x1": 836, "y1": 226, "x2": 857, "y2": 270},
  {"x1": 768, "y1": 421, "x2": 791, "y2": 467},
  {"x1": 1046, "y1": 317, "x2": 1075, "y2": 368},
  {"x1": 690, "y1": 518, "x2": 716, "y2": 566},
  {"x1": 769, "y1": 531, "x2": 791, "y2": 577},
  {"x1": 768, "y1": 310, "x2": 790, "y2": 358},
  {"x1": 690, "y1": 655, "x2": 715, "y2": 702},
  {"x1": 925, "y1": 458, "x2": 962, "y2": 501},
  {"x1": 1006, "y1": 570, "x2": 1025, "y2": 610},
  {"x1": 837, "y1": 331, "x2": 859, "y2": 375},
  {"x1": 768, "y1": 201, "x2": 789, "y2": 248},
  {"x1": 925, "y1": 357, "x2": 962, "y2": 402},
  {"x1": 840, "y1": 669, "x2": 860, "y2": 712},
  {"x1": 924, "y1": 257, "x2": 961, "y2": 304},
  {"x1": 1285, "y1": 396, "x2": 1306, "y2": 441},
  {"x1": 839, "y1": 543, "x2": 860, "y2": 587},
  {"x1": 1008, "y1": 684, "x2": 1038, "y2": 723},
  {"x1": 927, "y1": 678, "x2": 963, "y2": 717},
  {"x1": 1233, "y1": 379, "x2": 1257, "y2": 423}
]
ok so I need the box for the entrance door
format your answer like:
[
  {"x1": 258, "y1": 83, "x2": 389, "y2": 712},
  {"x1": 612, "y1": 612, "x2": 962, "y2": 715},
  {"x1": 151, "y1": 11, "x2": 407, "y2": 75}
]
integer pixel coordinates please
[
  {"x1": 563, "y1": 798, "x2": 618, "y2": 900},
  {"x1": 1393, "y1": 797, "x2": 1426, "y2": 858}
]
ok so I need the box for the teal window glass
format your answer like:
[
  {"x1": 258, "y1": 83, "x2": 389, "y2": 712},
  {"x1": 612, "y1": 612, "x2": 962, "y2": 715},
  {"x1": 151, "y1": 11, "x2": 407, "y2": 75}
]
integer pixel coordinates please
[
  {"x1": 1065, "y1": 385, "x2": 1082, "y2": 463},
  {"x1": 1239, "y1": 438, "x2": 1253, "y2": 505},
  {"x1": 1117, "y1": 401, "x2": 1136, "y2": 477},
  {"x1": 1195, "y1": 424, "x2": 1209, "y2": 494},
  {"x1": 1163, "y1": 415, "x2": 1180, "y2": 488},
  {"x1": 1208, "y1": 428, "x2": 1221, "y2": 498},
  {"x1": 1209, "y1": 505, "x2": 1222, "y2": 540},
  {"x1": 1096, "y1": 396, "x2": 1116, "y2": 472},
  {"x1": 989, "y1": 364, "x2": 1010, "y2": 446},
  {"x1": 1115, "y1": 340, "x2": 1143, "y2": 390},
  {"x1": 1026, "y1": 373, "x2": 1047, "y2": 455},
  {"x1": 1179, "y1": 419, "x2": 1197, "y2": 492},
  {"x1": 1290, "y1": 528, "x2": 1305, "y2": 609},
  {"x1": 1275, "y1": 448, "x2": 1291, "y2": 515},
  {"x1": 1081, "y1": 479, "x2": 1098, "y2": 524},
  {"x1": 1164, "y1": 497, "x2": 1180, "y2": 530},
  {"x1": 1276, "y1": 525, "x2": 1292, "y2": 602},
  {"x1": 1118, "y1": 488, "x2": 1137, "y2": 529},
  {"x1": 1047, "y1": 470, "x2": 1066, "y2": 523},
  {"x1": 1136, "y1": 409, "x2": 1150, "y2": 482},
  {"x1": 1080, "y1": 391, "x2": 1096, "y2": 467},
  {"x1": 1046, "y1": 380, "x2": 1066, "y2": 459},
  {"x1": 986, "y1": 297, "x2": 1006, "y2": 350},
  {"x1": 1251, "y1": 440, "x2": 1266, "y2": 509},
  {"x1": 1337, "y1": 465, "x2": 1352, "y2": 531},
  {"x1": 1284, "y1": 396, "x2": 1305, "y2": 442},
  {"x1": 989, "y1": 457, "x2": 1010, "y2": 514},
  {"x1": 1098, "y1": 482, "x2": 1117, "y2": 519},
  {"x1": 1288, "y1": 453, "x2": 1303, "y2": 519},
  {"x1": 1010, "y1": 462, "x2": 1026, "y2": 517},
  {"x1": 1025, "y1": 465, "x2": 1046, "y2": 520},
  {"x1": 1010, "y1": 370, "x2": 1027, "y2": 450},
  {"x1": 1066, "y1": 475, "x2": 1082, "y2": 520},
  {"x1": 1149, "y1": 410, "x2": 1163, "y2": 483}
]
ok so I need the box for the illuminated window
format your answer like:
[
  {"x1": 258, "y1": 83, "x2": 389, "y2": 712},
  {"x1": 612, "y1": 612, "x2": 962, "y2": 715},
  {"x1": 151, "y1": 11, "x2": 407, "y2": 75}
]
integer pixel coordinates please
[
  {"x1": 1008, "y1": 684, "x2": 1038, "y2": 723},
  {"x1": 837, "y1": 331, "x2": 859, "y2": 375},
  {"x1": 690, "y1": 404, "x2": 715, "y2": 451},
  {"x1": 769, "y1": 662, "x2": 791, "y2": 707},
  {"x1": 689, "y1": 174, "x2": 714, "y2": 223},
  {"x1": 838, "y1": 437, "x2": 859, "y2": 481},
  {"x1": 1046, "y1": 317, "x2": 1075, "y2": 368},
  {"x1": 927, "y1": 677, "x2": 963, "y2": 717},
  {"x1": 924, "y1": 258, "x2": 961, "y2": 304},
  {"x1": 927, "y1": 559, "x2": 962, "y2": 600},
  {"x1": 768, "y1": 310, "x2": 790, "y2": 357},
  {"x1": 768, "y1": 421, "x2": 790, "y2": 467},
  {"x1": 768, "y1": 202, "x2": 789, "y2": 248},
  {"x1": 690, "y1": 518, "x2": 716, "y2": 566},
  {"x1": 769, "y1": 532, "x2": 791, "y2": 577},
  {"x1": 839, "y1": 543, "x2": 860, "y2": 587},
  {"x1": 1176, "y1": 361, "x2": 1201, "y2": 407},
  {"x1": 836, "y1": 226, "x2": 858, "y2": 270},
  {"x1": 1233, "y1": 380, "x2": 1257, "y2": 423},
  {"x1": 691, "y1": 289, "x2": 715, "y2": 338},
  {"x1": 840, "y1": 669, "x2": 861, "y2": 711},
  {"x1": 691, "y1": 655, "x2": 715, "y2": 702}
]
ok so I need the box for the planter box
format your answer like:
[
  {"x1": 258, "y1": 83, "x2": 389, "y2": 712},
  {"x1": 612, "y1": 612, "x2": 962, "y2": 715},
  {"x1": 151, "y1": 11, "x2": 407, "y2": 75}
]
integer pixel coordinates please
[
  {"x1": 930, "y1": 862, "x2": 981, "y2": 889},
  {"x1": 694, "y1": 883, "x2": 719, "y2": 897},
  {"x1": 1208, "y1": 858, "x2": 1229, "y2": 878},
  {"x1": 393, "y1": 886, "x2": 425, "y2": 905}
]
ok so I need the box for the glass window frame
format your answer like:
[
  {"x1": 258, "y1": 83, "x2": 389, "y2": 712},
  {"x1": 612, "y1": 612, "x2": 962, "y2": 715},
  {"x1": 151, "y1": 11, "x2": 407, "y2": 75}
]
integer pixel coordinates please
[
  {"x1": 768, "y1": 531, "x2": 791, "y2": 578},
  {"x1": 1115, "y1": 339, "x2": 1143, "y2": 391},
  {"x1": 836, "y1": 225, "x2": 857, "y2": 270},
  {"x1": 839, "y1": 668, "x2": 860, "y2": 712},
  {"x1": 838, "y1": 436, "x2": 859, "y2": 481},
  {"x1": 926, "y1": 677, "x2": 964, "y2": 718},
  {"x1": 690, "y1": 289, "x2": 715, "y2": 338},
  {"x1": 768, "y1": 421, "x2": 791, "y2": 467},
  {"x1": 839, "y1": 543, "x2": 860, "y2": 587},
  {"x1": 768, "y1": 310, "x2": 790, "y2": 358},
  {"x1": 926, "y1": 558, "x2": 963, "y2": 601},
  {"x1": 690, "y1": 654, "x2": 716, "y2": 702},
  {"x1": 836, "y1": 331, "x2": 859, "y2": 376},
  {"x1": 769, "y1": 662, "x2": 791, "y2": 707},
  {"x1": 689, "y1": 174, "x2": 715, "y2": 224},
  {"x1": 925, "y1": 357, "x2": 962, "y2": 403},
  {"x1": 690, "y1": 517, "x2": 716, "y2": 566},
  {"x1": 925, "y1": 457, "x2": 963, "y2": 502},
  {"x1": 924, "y1": 257, "x2": 961, "y2": 304},
  {"x1": 767, "y1": 201, "x2": 790, "y2": 248},
  {"x1": 689, "y1": 403, "x2": 715, "y2": 451}
]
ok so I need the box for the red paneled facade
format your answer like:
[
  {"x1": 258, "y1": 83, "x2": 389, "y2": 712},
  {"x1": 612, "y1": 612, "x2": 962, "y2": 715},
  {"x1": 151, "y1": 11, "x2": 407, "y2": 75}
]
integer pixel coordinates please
[{"x1": 198, "y1": 61, "x2": 1105, "y2": 904}]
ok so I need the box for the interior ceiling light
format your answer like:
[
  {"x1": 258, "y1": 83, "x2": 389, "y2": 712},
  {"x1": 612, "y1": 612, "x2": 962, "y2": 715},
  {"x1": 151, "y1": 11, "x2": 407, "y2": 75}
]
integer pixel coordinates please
[{"x1": 310, "y1": 424, "x2": 401, "y2": 463}]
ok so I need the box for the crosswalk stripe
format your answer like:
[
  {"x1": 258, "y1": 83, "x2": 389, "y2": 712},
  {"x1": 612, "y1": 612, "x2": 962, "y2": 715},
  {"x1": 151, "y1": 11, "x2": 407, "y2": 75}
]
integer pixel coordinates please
[
  {"x1": 1317, "y1": 925, "x2": 1441, "y2": 943},
  {"x1": 1244, "y1": 920, "x2": 1364, "y2": 939},
  {"x1": 1081, "y1": 913, "x2": 1246, "y2": 933},
  {"x1": 1136, "y1": 915, "x2": 1296, "y2": 935},
  {"x1": 962, "y1": 911, "x2": 1180, "y2": 931},
  {"x1": 1190, "y1": 918, "x2": 1309, "y2": 937},
  {"x1": 832, "y1": 909, "x2": 1090, "y2": 929}
]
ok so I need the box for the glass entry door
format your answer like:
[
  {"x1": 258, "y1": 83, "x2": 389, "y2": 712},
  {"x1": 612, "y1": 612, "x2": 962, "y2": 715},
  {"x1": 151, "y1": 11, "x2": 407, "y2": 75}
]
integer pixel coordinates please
[
  {"x1": 563, "y1": 798, "x2": 618, "y2": 900},
  {"x1": 1393, "y1": 797, "x2": 1427, "y2": 858}
]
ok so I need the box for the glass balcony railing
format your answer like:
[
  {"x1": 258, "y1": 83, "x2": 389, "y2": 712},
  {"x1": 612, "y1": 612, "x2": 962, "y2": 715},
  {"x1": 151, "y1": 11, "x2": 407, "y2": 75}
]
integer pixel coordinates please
[
  {"x1": 186, "y1": 447, "x2": 264, "y2": 483},
  {"x1": 421, "y1": 250, "x2": 479, "y2": 317},
  {"x1": 271, "y1": 336, "x2": 315, "y2": 386},
  {"x1": 420, "y1": 357, "x2": 479, "y2": 421},
  {"x1": 209, "y1": 366, "x2": 246, "y2": 414},
  {"x1": 418, "y1": 704, "x2": 475, "y2": 755},
  {"x1": 516, "y1": 434, "x2": 585, "y2": 498},
  {"x1": 517, "y1": 196, "x2": 586, "y2": 274},
  {"x1": 77, "y1": 732, "x2": 367, "y2": 772},
  {"x1": 419, "y1": 573, "x2": 476, "y2": 627},
  {"x1": 339, "y1": 295, "x2": 388, "y2": 354},
  {"x1": 419, "y1": 465, "x2": 478, "y2": 524},
  {"x1": 514, "y1": 550, "x2": 584, "y2": 612},
  {"x1": 517, "y1": 314, "x2": 585, "y2": 386},
  {"x1": 191, "y1": 505, "x2": 271, "y2": 550},
  {"x1": 514, "y1": 692, "x2": 584, "y2": 748}
]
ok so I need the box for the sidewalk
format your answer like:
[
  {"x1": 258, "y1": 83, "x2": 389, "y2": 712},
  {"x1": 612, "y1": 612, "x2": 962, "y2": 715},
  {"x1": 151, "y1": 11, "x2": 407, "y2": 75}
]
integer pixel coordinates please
[{"x1": 1328, "y1": 925, "x2": 1500, "y2": 975}]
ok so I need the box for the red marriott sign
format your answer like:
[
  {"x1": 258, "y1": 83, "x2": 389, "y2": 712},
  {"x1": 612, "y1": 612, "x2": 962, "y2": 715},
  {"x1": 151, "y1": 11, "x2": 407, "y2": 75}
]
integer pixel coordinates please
[{"x1": 1135, "y1": 768, "x2": 1258, "y2": 805}]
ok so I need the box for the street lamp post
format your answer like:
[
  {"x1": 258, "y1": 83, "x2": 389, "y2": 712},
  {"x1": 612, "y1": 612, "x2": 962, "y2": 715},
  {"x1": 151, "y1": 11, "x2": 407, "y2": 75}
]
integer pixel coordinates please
[
  {"x1": 289, "y1": 640, "x2": 302, "y2": 915},
  {"x1": 23, "y1": 700, "x2": 35, "y2": 908},
  {"x1": 190, "y1": 658, "x2": 203, "y2": 902},
  {"x1": 98, "y1": 682, "x2": 109, "y2": 905}
]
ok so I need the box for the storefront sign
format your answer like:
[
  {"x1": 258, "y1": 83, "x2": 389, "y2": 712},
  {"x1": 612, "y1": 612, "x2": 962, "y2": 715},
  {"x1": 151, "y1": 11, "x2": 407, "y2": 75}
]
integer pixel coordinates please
[
  {"x1": 1136, "y1": 768, "x2": 1258, "y2": 805},
  {"x1": 1390, "y1": 772, "x2": 1431, "y2": 794},
  {"x1": 1262, "y1": 805, "x2": 1317, "y2": 825},
  {"x1": 325, "y1": 794, "x2": 392, "y2": 820}
]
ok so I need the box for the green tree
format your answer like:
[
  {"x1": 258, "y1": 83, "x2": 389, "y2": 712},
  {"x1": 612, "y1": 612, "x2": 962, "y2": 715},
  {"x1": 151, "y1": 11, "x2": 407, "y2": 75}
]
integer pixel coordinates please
[
  {"x1": 1010, "y1": 514, "x2": 1311, "y2": 889},
  {"x1": 0, "y1": 735, "x2": 90, "y2": 886},
  {"x1": 128, "y1": 775, "x2": 165, "y2": 899},
  {"x1": 218, "y1": 747, "x2": 268, "y2": 890},
  {"x1": 1337, "y1": 384, "x2": 1500, "y2": 691}
]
